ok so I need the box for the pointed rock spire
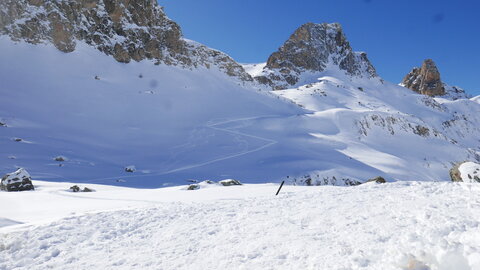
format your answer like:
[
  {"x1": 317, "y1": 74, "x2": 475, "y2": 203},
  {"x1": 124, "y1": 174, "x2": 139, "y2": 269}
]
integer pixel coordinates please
[
  {"x1": 255, "y1": 22, "x2": 377, "y2": 89},
  {"x1": 401, "y1": 59, "x2": 446, "y2": 96}
]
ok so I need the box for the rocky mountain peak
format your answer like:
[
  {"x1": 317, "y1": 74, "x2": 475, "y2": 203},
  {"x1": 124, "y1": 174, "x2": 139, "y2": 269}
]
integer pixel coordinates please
[
  {"x1": 254, "y1": 22, "x2": 377, "y2": 90},
  {"x1": 401, "y1": 59, "x2": 445, "y2": 96},
  {"x1": 0, "y1": 0, "x2": 252, "y2": 81}
]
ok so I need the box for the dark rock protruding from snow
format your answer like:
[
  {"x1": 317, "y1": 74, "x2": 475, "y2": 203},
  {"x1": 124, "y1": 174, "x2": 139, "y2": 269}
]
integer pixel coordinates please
[
  {"x1": 366, "y1": 176, "x2": 387, "y2": 184},
  {"x1": 187, "y1": 184, "x2": 200, "y2": 190},
  {"x1": 401, "y1": 59, "x2": 446, "y2": 96},
  {"x1": 0, "y1": 0, "x2": 252, "y2": 81},
  {"x1": 1, "y1": 168, "x2": 35, "y2": 192},
  {"x1": 70, "y1": 185, "x2": 95, "y2": 192},
  {"x1": 255, "y1": 22, "x2": 377, "y2": 89},
  {"x1": 219, "y1": 179, "x2": 242, "y2": 186},
  {"x1": 124, "y1": 166, "x2": 136, "y2": 173}
]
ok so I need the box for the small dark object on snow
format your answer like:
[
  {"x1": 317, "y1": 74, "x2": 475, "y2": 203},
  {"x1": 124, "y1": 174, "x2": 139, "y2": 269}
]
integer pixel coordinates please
[
  {"x1": 366, "y1": 176, "x2": 386, "y2": 184},
  {"x1": 124, "y1": 166, "x2": 136, "y2": 173},
  {"x1": 219, "y1": 179, "x2": 242, "y2": 186},
  {"x1": 276, "y1": 181, "x2": 285, "y2": 196},
  {"x1": 1, "y1": 168, "x2": 35, "y2": 191},
  {"x1": 70, "y1": 185, "x2": 94, "y2": 192},
  {"x1": 0, "y1": 121, "x2": 6, "y2": 127},
  {"x1": 187, "y1": 184, "x2": 200, "y2": 190},
  {"x1": 54, "y1": 156, "x2": 66, "y2": 162},
  {"x1": 14, "y1": 138, "x2": 22, "y2": 142},
  {"x1": 94, "y1": 75, "x2": 100, "y2": 80}
]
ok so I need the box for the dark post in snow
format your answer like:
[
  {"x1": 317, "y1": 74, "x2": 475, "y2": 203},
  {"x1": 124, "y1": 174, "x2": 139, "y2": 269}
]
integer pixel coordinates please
[{"x1": 276, "y1": 180, "x2": 285, "y2": 196}]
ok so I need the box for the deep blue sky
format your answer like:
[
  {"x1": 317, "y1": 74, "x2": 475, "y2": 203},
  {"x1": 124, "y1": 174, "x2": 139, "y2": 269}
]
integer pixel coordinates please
[{"x1": 160, "y1": 0, "x2": 480, "y2": 96}]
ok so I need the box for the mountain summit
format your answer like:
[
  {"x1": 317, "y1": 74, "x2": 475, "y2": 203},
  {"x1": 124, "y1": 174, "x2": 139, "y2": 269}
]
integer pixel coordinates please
[
  {"x1": 401, "y1": 59, "x2": 469, "y2": 99},
  {"x1": 254, "y1": 23, "x2": 377, "y2": 89},
  {"x1": 401, "y1": 59, "x2": 445, "y2": 96}
]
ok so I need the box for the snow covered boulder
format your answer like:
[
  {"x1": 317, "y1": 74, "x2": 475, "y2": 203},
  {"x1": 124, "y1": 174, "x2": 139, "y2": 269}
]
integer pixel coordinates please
[
  {"x1": 0, "y1": 168, "x2": 35, "y2": 191},
  {"x1": 450, "y1": 162, "x2": 480, "y2": 183},
  {"x1": 219, "y1": 179, "x2": 242, "y2": 186}
]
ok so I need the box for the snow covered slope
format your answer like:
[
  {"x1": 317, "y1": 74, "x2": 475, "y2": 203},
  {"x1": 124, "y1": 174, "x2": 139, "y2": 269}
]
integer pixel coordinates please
[
  {"x1": 259, "y1": 66, "x2": 480, "y2": 184},
  {"x1": 0, "y1": 37, "x2": 308, "y2": 187},
  {"x1": 1, "y1": 181, "x2": 479, "y2": 269},
  {"x1": 472, "y1": 95, "x2": 480, "y2": 104},
  {"x1": 1, "y1": 37, "x2": 480, "y2": 186},
  {"x1": 1, "y1": 1, "x2": 479, "y2": 186}
]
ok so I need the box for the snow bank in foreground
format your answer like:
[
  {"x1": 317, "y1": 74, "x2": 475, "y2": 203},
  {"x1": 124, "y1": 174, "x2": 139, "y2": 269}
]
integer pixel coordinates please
[{"x1": 1, "y1": 181, "x2": 479, "y2": 269}]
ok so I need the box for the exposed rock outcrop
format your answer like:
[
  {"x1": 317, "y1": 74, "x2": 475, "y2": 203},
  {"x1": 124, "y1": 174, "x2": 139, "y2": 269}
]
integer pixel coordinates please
[
  {"x1": 401, "y1": 59, "x2": 445, "y2": 96},
  {"x1": 1, "y1": 168, "x2": 35, "y2": 191},
  {"x1": 0, "y1": 0, "x2": 251, "y2": 81},
  {"x1": 450, "y1": 161, "x2": 480, "y2": 183},
  {"x1": 254, "y1": 23, "x2": 377, "y2": 90},
  {"x1": 366, "y1": 176, "x2": 387, "y2": 184},
  {"x1": 219, "y1": 179, "x2": 242, "y2": 186}
]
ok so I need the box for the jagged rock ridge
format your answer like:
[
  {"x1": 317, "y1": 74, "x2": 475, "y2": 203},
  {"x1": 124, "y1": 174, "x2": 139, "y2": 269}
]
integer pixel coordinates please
[
  {"x1": 254, "y1": 23, "x2": 377, "y2": 90},
  {"x1": 0, "y1": 0, "x2": 252, "y2": 81},
  {"x1": 401, "y1": 59, "x2": 470, "y2": 99},
  {"x1": 401, "y1": 59, "x2": 445, "y2": 96}
]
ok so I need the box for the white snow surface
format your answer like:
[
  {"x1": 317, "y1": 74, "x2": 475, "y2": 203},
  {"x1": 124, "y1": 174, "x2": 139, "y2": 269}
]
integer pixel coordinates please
[
  {"x1": 1, "y1": 181, "x2": 480, "y2": 269},
  {"x1": 241, "y1": 62, "x2": 267, "y2": 77},
  {"x1": 458, "y1": 162, "x2": 480, "y2": 183},
  {"x1": 472, "y1": 95, "x2": 480, "y2": 104}
]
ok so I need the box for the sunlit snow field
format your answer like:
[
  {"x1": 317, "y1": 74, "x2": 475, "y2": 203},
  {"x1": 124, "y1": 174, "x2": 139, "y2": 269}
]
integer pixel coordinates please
[{"x1": 1, "y1": 181, "x2": 479, "y2": 269}]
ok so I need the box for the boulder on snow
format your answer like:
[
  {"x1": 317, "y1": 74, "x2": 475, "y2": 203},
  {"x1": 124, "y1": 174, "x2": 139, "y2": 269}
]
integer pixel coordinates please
[
  {"x1": 450, "y1": 162, "x2": 480, "y2": 183},
  {"x1": 124, "y1": 165, "x2": 136, "y2": 173},
  {"x1": 1, "y1": 168, "x2": 35, "y2": 191},
  {"x1": 219, "y1": 179, "x2": 242, "y2": 186},
  {"x1": 54, "y1": 156, "x2": 67, "y2": 162},
  {"x1": 69, "y1": 185, "x2": 95, "y2": 192},
  {"x1": 366, "y1": 176, "x2": 387, "y2": 184},
  {"x1": 187, "y1": 184, "x2": 200, "y2": 190}
]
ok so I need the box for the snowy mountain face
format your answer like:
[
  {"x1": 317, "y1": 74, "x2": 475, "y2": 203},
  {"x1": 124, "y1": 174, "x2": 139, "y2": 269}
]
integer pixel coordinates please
[
  {"x1": 0, "y1": 0, "x2": 252, "y2": 81},
  {"x1": 1, "y1": 1, "x2": 480, "y2": 187},
  {"x1": 253, "y1": 22, "x2": 377, "y2": 90}
]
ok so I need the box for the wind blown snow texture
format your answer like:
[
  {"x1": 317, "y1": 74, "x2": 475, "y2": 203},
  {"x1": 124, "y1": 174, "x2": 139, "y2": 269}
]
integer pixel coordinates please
[
  {"x1": 1, "y1": 37, "x2": 480, "y2": 187},
  {"x1": 0, "y1": 181, "x2": 479, "y2": 270}
]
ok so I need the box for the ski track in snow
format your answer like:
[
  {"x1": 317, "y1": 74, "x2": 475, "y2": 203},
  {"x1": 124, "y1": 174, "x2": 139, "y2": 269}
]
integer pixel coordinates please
[
  {"x1": 1, "y1": 182, "x2": 479, "y2": 270},
  {"x1": 84, "y1": 115, "x2": 279, "y2": 183}
]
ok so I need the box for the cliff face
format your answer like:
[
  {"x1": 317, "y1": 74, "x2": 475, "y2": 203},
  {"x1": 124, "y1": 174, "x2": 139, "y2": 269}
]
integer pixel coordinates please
[
  {"x1": 254, "y1": 23, "x2": 377, "y2": 90},
  {"x1": 401, "y1": 59, "x2": 445, "y2": 96},
  {"x1": 0, "y1": 0, "x2": 252, "y2": 81}
]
